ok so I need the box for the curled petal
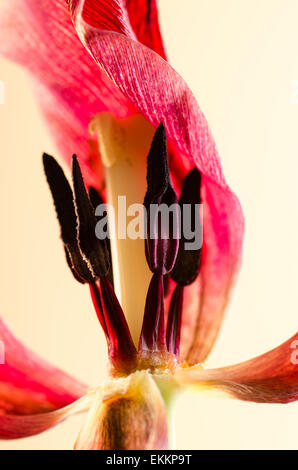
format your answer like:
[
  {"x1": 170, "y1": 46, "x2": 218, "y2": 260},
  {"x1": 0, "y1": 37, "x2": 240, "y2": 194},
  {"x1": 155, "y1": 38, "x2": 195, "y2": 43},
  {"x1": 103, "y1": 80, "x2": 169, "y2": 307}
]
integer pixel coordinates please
[
  {"x1": 0, "y1": 316, "x2": 88, "y2": 415},
  {"x1": 69, "y1": 5, "x2": 245, "y2": 363},
  {"x1": 125, "y1": 0, "x2": 167, "y2": 59},
  {"x1": 0, "y1": 393, "x2": 92, "y2": 439},
  {"x1": 0, "y1": 0, "x2": 132, "y2": 186},
  {"x1": 0, "y1": 1, "x2": 165, "y2": 185},
  {"x1": 68, "y1": 0, "x2": 166, "y2": 57},
  {"x1": 174, "y1": 334, "x2": 298, "y2": 403},
  {"x1": 0, "y1": 0, "x2": 244, "y2": 364},
  {"x1": 68, "y1": 3, "x2": 222, "y2": 183},
  {"x1": 182, "y1": 182, "x2": 244, "y2": 364}
]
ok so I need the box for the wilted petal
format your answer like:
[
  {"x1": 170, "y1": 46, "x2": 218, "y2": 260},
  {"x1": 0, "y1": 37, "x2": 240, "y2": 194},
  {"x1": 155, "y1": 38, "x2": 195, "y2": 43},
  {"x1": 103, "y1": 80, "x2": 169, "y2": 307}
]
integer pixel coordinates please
[
  {"x1": 182, "y1": 182, "x2": 244, "y2": 364},
  {"x1": 0, "y1": 316, "x2": 88, "y2": 415},
  {"x1": 0, "y1": 1, "x2": 165, "y2": 186},
  {"x1": 69, "y1": 3, "x2": 221, "y2": 183},
  {"x1": 75, "y1": 371, "x2": 168, "y2": 450},
  {"x1": 69, "y1": 4, "x2": 245, "y2": 364},
  {"x1": 68, "y1": 0, "x2": 166, "y2": 56},
  {"x1": 0, "y1": 393, "x2": 92, "y2": 439},
  {"x1": 175, "y1": 333, "x2": 298, "y2": 403},
  {"x1": 0, "y1": 1, "x2": 129, "y2": 186},
  {"x1": 0, "y1": 0, "x2": 244, "y2": 364}
]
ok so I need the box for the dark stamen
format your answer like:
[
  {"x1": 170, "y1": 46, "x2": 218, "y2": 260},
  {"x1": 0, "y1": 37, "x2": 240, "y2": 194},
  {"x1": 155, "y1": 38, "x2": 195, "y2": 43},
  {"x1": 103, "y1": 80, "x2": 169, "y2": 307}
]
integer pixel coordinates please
[
  {"x1": 72, "y1": 155, "x2": 110, "y2": 278},
  {"x1": 140, "y1": 124, "x2": 180, "y2": 353},
  {"x1": 166, "y1": 168, "x2": 202, "y2": 358},
  {"x1": 89, "y1": 186, "x2": 114, "y2": 287},
  {"x1": 144, "y1": 122, "x2": 170, "y2": 204},
  {"x1": 89, "y1": 282, "x2": 109, "y2": 337},
  {"x1": 44, "y1": 154, "x2": 135, "y2": 374},
  {"x1": 139, "y1": 273, "x2": 165, "y2": 352},
  {"x1": 66, "y1": 246, "x2": 97, "y2": 283},
  {"x1": 88, "y1": 186, "x2": 104, "y2": 209},
  {"x1": 166, "y1": 284, "x2": 184, "y2": 356},
  {"x1": 43, "y1": 153, "x2": 76, "y2": 244},
  {"x1": 171, "y1": 168, "x2": 202, "y2": 286},
  {"x1": 144, "y1": 123, "x2": 179, "y2": 275},
  {"x1": 43, "y1": 153, "x2": 93, "y2": 283}
]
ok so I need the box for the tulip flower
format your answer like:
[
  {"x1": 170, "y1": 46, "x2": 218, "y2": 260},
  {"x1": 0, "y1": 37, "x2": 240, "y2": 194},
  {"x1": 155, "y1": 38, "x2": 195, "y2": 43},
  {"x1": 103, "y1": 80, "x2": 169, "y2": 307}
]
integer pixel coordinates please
[{"x1": 0, "y1": 0, "x2": 297, "y2": 450}]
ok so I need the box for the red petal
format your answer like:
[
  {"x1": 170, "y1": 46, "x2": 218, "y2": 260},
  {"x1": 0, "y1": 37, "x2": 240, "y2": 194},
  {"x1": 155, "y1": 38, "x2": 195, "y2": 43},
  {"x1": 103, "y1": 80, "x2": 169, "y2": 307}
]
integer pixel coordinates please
[
  {"x1": 69, "y1": 5, "x2": 245, "y2": 364},
  {"x1": 0, "y1": 1, "x2": 165, "y2": 185},
  {"x1": 68, "y1": 0, "x2": 166, "y2": 58},
  {"x1": 175, "y1": 333, "x2": 298, "y2": 403},
  {"x1": 0, "y1": 1, "x2": 244, "y2": 364},
  {"x1": 0, "y1": 1, "x2": 131, "y2": 185},
  {"x1": 0, "y1": 394, "x2": 91, "y2": 439},
  {"x1": 0, "y1": 316, "x2": 88, "y2": 416},
  {"x1": 126, "y1": 0, "x2": 167, "y2": 59},
  {"x1": 181, "y1": 182, "x2": 244, "y2": 364}
]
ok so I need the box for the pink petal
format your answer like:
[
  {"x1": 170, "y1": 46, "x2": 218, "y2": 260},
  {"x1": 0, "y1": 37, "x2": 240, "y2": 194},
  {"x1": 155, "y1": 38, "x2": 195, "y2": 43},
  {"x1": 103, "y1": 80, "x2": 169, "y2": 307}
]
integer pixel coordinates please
[
  {"x1": 0, "y1": 394, "x2": 91, "y2": 439},
  {"x1": 68, "y1": 0, "x2": 166, "y2": 59},
  {"x1": 0, "y1": 316, "x2": 88, "y2": 415},
  {"x1": 0, "y1": 1, "x2": 244, "y2": 364},
  {"x1": 69, "y1": 4, "x2": 245, "y2": 364},
  {"x1": 0, "y1": 0, "x2": 132, "y2": 186},
  {"x1": 175, "y1": 333, "x2": 298, "y2": 403},
  {"x1": 0, "y1": 1, "x2": 165, "y2": 186}
]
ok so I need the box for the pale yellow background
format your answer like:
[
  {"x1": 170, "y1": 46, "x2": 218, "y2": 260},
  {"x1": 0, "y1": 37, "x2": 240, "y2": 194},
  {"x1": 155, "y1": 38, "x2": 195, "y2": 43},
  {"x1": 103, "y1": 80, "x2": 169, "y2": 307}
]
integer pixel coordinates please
[{"x1": 0, "y1": 0, "x2": 297, "y2": 449}]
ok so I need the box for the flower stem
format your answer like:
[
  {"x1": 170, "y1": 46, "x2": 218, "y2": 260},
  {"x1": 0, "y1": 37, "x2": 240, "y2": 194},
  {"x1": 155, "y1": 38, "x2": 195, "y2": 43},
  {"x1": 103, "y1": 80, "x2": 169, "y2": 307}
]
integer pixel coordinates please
[{"x1": 90, "y1": 113, "x2": 155, "y2": 344}]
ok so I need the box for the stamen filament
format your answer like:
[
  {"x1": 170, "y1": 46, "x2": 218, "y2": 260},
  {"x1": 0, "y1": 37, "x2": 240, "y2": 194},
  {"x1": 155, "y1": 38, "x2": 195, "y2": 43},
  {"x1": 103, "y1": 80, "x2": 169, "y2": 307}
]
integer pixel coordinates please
[
  {"x1": 89, "y1": 282, "x2": 108, "y2": 337},
  {"x1": 166, "y1": 284, "x2": 184, "y2": 356},
  {"x1": 139, "y1": 273, "x2": 166, "y2": 352},
  {"x1": 90, "y1": 278, "x2": 137, "y2": 374}
]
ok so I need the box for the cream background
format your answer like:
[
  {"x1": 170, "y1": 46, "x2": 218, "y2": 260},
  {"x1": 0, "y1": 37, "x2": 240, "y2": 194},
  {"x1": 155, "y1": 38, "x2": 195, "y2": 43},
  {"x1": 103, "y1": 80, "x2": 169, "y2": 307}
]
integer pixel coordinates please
[{"x1": 0, "y1": 0, "x2": 297, "y2": 449}]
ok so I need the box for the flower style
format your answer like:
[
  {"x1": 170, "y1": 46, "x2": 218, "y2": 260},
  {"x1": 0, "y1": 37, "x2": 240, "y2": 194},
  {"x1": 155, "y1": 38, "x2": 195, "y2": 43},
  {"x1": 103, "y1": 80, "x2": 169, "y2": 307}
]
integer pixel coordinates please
[{"x1": 0, "y1": 0, "x2": 297, "y2": 450}]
